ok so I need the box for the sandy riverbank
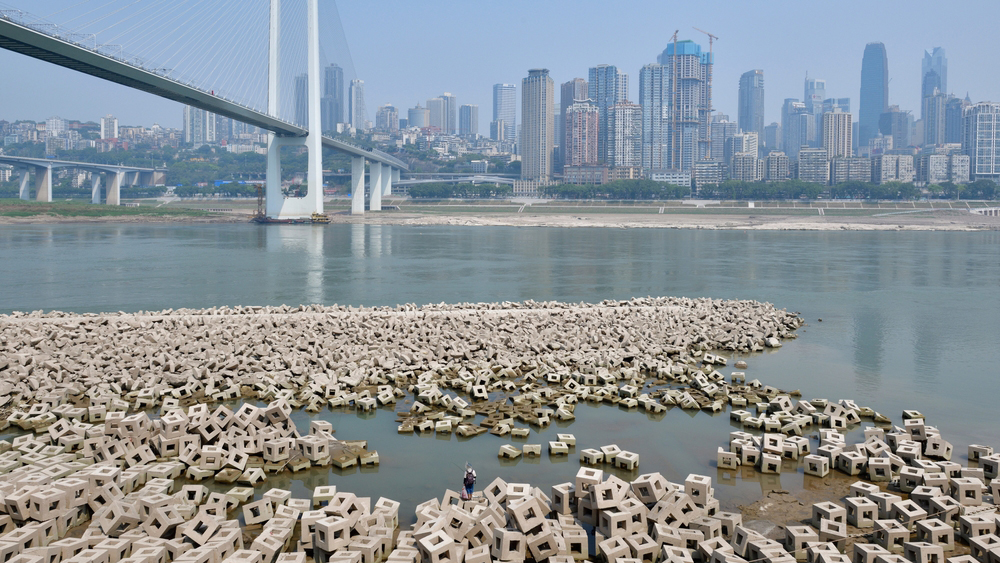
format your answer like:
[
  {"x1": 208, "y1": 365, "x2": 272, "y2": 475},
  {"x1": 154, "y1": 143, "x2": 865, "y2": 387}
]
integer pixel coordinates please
[{"x1": 3, "y1": 206, "x2": 999, "y2": 230}]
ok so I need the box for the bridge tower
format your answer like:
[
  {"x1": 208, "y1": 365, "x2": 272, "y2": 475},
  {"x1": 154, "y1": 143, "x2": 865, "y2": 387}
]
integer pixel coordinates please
[{"x1": 265, "y1": 0, "x2": 323, "y2": 219}]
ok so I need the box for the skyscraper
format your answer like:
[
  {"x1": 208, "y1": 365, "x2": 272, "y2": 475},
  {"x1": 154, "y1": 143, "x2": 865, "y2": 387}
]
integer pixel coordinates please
[
  {"x1": 559, "y1": 78, "x2": 588, "y2": 166},
  {"x1": 348, "y1": 79, "x2": 366, "y2": 130},
  {"x1": 738, "y1": 70, "x2": 765, "y2": 139},
  {"x1": 607, "y1": 102, "x2": 642, "y2": 168},
  {"x1": 564, "y1": 100, "x2": 599, "y2": 167},
  {"x1": 459, "y1": 104, "x2": 478, "y2": 137},
  {"x1": 963, "y1": 102, "x2": 1000, "y2": 182},
  {"x1": 922, "y1": 47, "x2": 947, "y2": 100},
  {"x1": 879, "y1": 106, "x2": 912, "y2": 149},
  {"x1": 822, "y1": 109, "x2": 853, "y2": 159},
  {"x1": 588, "y1": 65, "x2": 628, "y2": 163},
  {"x1": 781, "y1": 99, "x2": 810, "y2": 160},
  {"x1": 710, "y1": 116, "x2": 739, "y2": 162},
  {"x1": 183, "y1": 106, "x2": 216, "y2": 145},
  {"x1": 408, "y1": 104, "x2": 429, "y2": 129},
  {"x1": 521, "y1": 69, "x2": 554, "y2": 181},
  {"x1": 657, "y1": 40, "x2": 713, "y2": 169},
  {"x1": 322, "y1": 64, "x2": 344, "y2": 132},
  {"x1": 923, "y1": 92, "x2": 948, "y2": 147},
  {"x1": 441, "y1": 93, "x2": 458, "y2": 134},
  {"x1": 945, "y1": 97, "x2": 967, "y2": 144},
  {"x1": 859, "y1": 42, "x2": 889, "y2": 153},
  {"x1": 639, "y1": 63, "x2": 669, "y2": 169},
  {"x1": 294, "y1": 74, "x2": 309, "y2": 127},
  {"x1": 375, "y1": 105, "x2": 398, "y2": 132},
  {"x1": 804, "y1": 77, "x2": 826, "y2": 146},
  {"x1": 492, "y1": 84, "x2": 516, "y2": 142}
]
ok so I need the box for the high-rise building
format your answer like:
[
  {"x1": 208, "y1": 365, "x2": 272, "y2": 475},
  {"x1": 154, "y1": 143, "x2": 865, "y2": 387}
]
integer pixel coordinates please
[
  {"x1": 183, "y1": 105, "x2": 216, "y2": 145},
  {"x1": 459, "y1": 105, "x2": 479, "y2": 137},
  {"x1": 859, "y1": 42, "x2": 889, "y2": 153},
  {"x1": 322, "y1": 64, "x2": 344, "y2": 132},
  {"x1": 730, "y1": 153, "x2": 763, "y2": 182},
  {"x1": 408, "y1": 104, "x2": 429, "y2": 129},
  {"x1": 725, "y1": 132, "x2": 759, "y2": 167},
  {"x1": 588, "y1": 65, "x2": 629, "y2": 163},
  {"x1": 923, "y1": 92, "x2": 948, "y2": 147},
  {"x1": 823, "y1": 109, "x2": 853, "y2": 158},
  {"x1": 657, "y1": 40, "x2": 714, "y2": 169},
  {"x1": 797, "y1": 148, "x2": 830, "y2": 184},
  {"x1": 830, "y1": 157, "x2": 871, "y2": 184},
  {"x1": 215, "y1": 115, "x2": 233, "y2": 141},
  {"x1": 607, "y1": 102, "x2": 642, "y2": 168},
  {"x1": 45, "y1": 116, "x2": 66, "y2": 138},
  {"x1": 804, "y1": 77, "x2": 826, "y2": 146},
  {"x1": 559, "y1": 78, "x2": 588, "y2": 166},
  {"x1": 872, "y1": 154, "x2": 915, "y2": 184},
  {"x1": 564, "y1": 100, "x2": 599, "y2": 168},
  {"x1": 375, "y1": 105, "x2": 398, "y2": 133},
  {"x1": 764, "y1": 122, "x2": 781, "y2": 152},
  {"x1": 426, "y1": 97, "x2": 445, "y2": 131},
  {"x1": 879, "y1": 106, "x2": 912, "y2": 149},
  {"x1": 765, "y1": 151, "x2": 790, "y2": 181},
  {"x1": 922, "y1": 48, "x2": 947, "y2": 102},
  {"x1": 492, "y1": 84, "x2": 516, "y2": 142},
  {"x1": 521, "y1": 69, "x2": 554, "y2": 181},
  {"x1": 294, "y1": 74, "x2": 309, "y2": 127},
  {"x1": 962, "y1": 102, "x2": 1000, "y2": 182},
  {"x1": 710, "y1": 115, "x2": 739, "y2": 163},
  {"x1": 348, "y1": 79, "x2": 366, "y2": 130},
  {"x1": 781, "y1": 99, "x2": 811, "y2": 161},
  {"x1": 100, "y1": 114, "x2": 118, "y2": 140},
  {"x1": 738, "y1": 70, "x2": 765, "y2": 139},
  {"x1": 945, "y1": 97, "x2": 967, "y2": 144},
  {"x1": 639, "y1": 63, "x2": 669, "y2": 170},
  {"x1": 441, "y1": 93, "x2": 457, "y2": 134}
]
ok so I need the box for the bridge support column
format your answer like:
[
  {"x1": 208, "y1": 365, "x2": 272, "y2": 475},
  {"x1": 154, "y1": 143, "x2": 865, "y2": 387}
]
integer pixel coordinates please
[
  {"x1": 351, "y1": 156, "x2": 366, "y2": 215},
  {"x1": 18, "y1": 168, "x2": 30, "y2": 200},
  {"x1": 382, "y1": 166, "x2": 393, "y2": 197},
  {"x1": 34, "y1": 165, "x2": 53, "y2": 202},
  {"x1": 107, "y1": 171, "x2": 123, "y2": 206},
  {"x1": 91, "y1": 173, "x2": 103, "y2": 204},
  {"x1": 370, "y1": 162, "x2": 383, "y2": 211},
  {"x1": 390, "y1": 168, "x2": 399, "y2": 195}
]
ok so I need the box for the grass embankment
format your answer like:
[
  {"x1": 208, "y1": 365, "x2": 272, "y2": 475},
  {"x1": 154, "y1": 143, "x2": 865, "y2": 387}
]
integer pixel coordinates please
[{"x1": 0, "y1": 199, "x2": 213, "y2": 218}]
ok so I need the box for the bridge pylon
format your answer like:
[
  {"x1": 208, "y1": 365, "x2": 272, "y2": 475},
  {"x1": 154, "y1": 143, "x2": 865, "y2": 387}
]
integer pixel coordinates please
[{"x1": 264, "y1": 0, "x2": 323, "y2": 220}]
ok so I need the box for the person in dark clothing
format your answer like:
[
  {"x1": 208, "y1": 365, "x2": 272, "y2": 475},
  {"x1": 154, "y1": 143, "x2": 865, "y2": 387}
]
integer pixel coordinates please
[{"x1": 462, "y1": 463, "x2": 476, "y2": 499}]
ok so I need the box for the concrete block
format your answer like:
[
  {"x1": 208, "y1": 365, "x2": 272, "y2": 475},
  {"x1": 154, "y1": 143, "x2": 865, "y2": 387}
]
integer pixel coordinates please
[
  {"x1": 915, "y1": 519, "x2": 954, "y2": 551},
  {"x1": 600, "y1": 444, "x2": 622, "y2": 464},
  {"x1": 968, "y1": 535, "x2": 1000, "y2": 563},
  {"x1": 853, "y1": 544, "x2": 890, "y2": 563},
  {"x1": 615, "y1": 451, "x2": 640, "y2": 471},
  {"x1": 845, "y1": 497, "x2": 878, "y2": 528},
  {"x1": 950, "y1": 477, "x2": 984, "y2": 507},
  {"x1": 819, "y1": 519, "x2": 848, "y2": 552},
  {"x1": 548, "y1": 442, "x2": 569, "y2": 456},
  {"x1": 498, "y1": 445, "x2": 521, "y2": 459},
  {"x1": 580, "y1": 449, "x2": 603, "y2": 466},
  {"x1": 786, "y1": 526, "x2": 818, "y2": 561},
  {"x1": 888, "y1": 499, "x2": 927, "y2": 531},
  {"x1": 491, "y1": 528, "x2": 525, "y2": 561},
  {"x1": 874, "y1": 520, "x2": 909, "y2": 553},
  {"x1": 804, "y1": 455, "x2": 830, "y2": 477},
  {"x1": 903, "y1": 542, "x2": 944, "y2": 563}
]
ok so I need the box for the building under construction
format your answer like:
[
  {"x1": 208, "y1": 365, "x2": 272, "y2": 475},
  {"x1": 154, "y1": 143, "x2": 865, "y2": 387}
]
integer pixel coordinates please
[{"x1": 640, "y1": 37, "x2": 714, "y2": 172}]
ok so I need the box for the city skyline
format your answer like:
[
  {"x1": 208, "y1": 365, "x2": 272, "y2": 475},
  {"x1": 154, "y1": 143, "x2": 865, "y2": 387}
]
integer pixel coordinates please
[{"x1": 2, "y1": 1, "x2": 998, "y2": 137}]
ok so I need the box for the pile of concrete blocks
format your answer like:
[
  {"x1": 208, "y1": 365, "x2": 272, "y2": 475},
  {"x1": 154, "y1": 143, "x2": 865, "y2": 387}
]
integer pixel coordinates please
[{"x1": 1, "y1": 298, "x2": 804, "y2": 444}]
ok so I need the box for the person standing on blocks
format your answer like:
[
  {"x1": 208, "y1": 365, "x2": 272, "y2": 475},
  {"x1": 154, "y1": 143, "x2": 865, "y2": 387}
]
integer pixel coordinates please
[{"x1": 462, "y1": 463, "x2": 476, "y2": 499}]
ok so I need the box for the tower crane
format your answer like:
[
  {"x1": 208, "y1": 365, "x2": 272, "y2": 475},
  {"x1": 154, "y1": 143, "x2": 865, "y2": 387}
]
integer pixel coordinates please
[{"x1": 693, "y1": 27, "x2": 718, "y2": 159}]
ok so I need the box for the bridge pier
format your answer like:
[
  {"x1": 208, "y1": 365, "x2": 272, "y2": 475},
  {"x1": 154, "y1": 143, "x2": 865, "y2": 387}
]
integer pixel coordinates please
[
  {"x1": 34, "y1": 164, "x2": 53, "y2": 202},
  {"x1": 107, "y1": 171, "x2": 124, "y2": 206},
  {"x1": 18, "y1": 168, "x2": 30, "y2": 200},
  {"x1": 379, "y1": 164, "x2": 391, "y2": 198},
  {"x1": 388, "y1": 168, "x2": 399, "y2": 196},
  {"x1": 91, "y1": 173, "x2": 103, "y2": 204},
  {"x1": 370, "y1": 162, "x2": 383, "y2": 212},
  {"x1": 351, "y1": 156, "x2": 365, "y2": 215}
]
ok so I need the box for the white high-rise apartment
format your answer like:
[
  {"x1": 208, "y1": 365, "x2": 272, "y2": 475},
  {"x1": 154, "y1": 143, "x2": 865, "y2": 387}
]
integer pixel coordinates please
[
  {"x1": 349, "y1": 79, "x2": 366, "y2": 131},
  {"x1": 441, "y1": 93, "x2": 457, "y2": 134},
  {"x1": 492, "y1": 84, "x2": 516, "y2": 142},
  {"x1": 521, "y1": 69, "x2": 554, "y2": 181},
  {"x1": 822, "y1": 109, "x2": 853, "y2": 158},
  {"x1": 183, "y1": 105, "x2": 216, "y2": 145},
  {"x1": 607, "y1": 102, "x2": 642, "y2": 168},
  {"x1": 588, "y1": 64, "x2": 628, "y2": 163},
  {"x1": 426, "y1": 97, "x2": 445, "y2": 131},
  {"x1": 100, "y1": 114, "x2": 119, "y2": 140},
  {"x1": 963, "y1": 102, "x2": 1000, "y2": 182},
  {"x1": 459, "y1": 105, "x2": 478, "y2": 137}
]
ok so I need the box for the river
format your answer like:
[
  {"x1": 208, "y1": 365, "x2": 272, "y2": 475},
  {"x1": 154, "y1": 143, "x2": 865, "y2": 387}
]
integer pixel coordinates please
[{"x1": 1, "y1": 223, "x2": 998, "y2": 515}]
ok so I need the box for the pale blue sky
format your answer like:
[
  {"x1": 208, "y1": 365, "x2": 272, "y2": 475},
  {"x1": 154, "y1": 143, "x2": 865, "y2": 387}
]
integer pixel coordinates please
[{"x1": 1, "y1": 0, "x2": 996, "y2": 134}]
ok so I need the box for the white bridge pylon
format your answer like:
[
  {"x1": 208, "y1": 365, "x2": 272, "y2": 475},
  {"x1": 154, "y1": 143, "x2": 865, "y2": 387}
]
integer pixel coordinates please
[{"x1": 264, "y1": 0, "x2": 393, "y2": 219}]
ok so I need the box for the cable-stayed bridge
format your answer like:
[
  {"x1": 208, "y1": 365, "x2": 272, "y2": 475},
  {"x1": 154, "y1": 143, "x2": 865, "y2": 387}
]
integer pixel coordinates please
[{"x1": 0, "y1": 1, "x2": 406, "y2": 218}]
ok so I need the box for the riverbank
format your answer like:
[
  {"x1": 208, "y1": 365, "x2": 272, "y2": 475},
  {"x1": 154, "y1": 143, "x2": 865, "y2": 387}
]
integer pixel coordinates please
[{"x1": 4, "y1": 198, "x2": 999, "y2": 230}]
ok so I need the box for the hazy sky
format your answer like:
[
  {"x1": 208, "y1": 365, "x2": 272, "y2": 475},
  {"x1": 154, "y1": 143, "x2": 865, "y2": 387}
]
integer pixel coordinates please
[{"x1": 2, "y1": 0, "x2": 997, "y2": 135}]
